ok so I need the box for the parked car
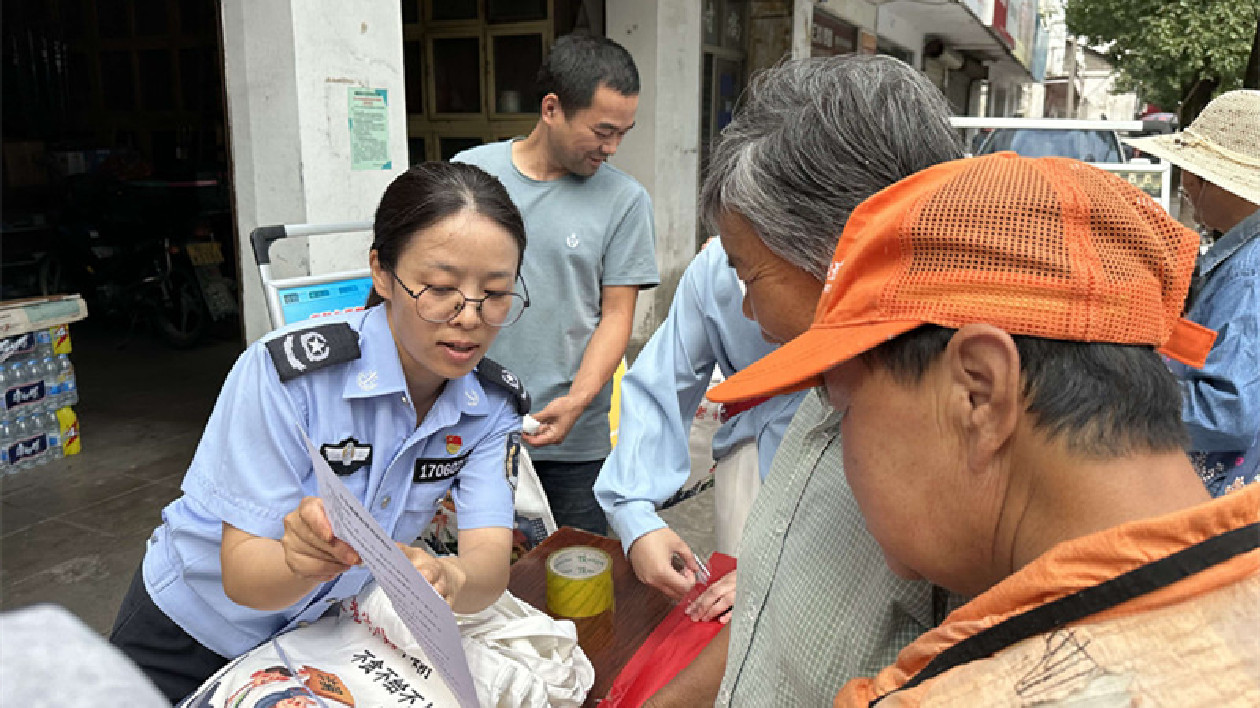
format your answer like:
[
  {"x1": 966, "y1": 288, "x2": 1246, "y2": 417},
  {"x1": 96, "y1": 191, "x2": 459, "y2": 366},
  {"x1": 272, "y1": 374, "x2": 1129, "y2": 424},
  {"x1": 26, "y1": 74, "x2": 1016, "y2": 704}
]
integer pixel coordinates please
[{"x1": 976, "y1": 127, "x2": 1127, "y2": 163}]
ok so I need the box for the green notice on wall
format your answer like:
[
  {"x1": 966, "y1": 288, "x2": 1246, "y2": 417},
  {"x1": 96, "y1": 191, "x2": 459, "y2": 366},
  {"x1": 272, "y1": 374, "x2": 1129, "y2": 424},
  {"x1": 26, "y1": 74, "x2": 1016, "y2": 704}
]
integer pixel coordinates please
[{"x1": 349, "y1": 88, "x2": 391, "y2": 170}]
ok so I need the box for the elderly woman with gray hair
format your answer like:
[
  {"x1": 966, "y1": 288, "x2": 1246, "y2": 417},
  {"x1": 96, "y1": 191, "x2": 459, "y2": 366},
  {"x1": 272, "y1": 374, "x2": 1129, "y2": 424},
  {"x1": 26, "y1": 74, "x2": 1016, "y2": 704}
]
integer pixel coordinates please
[{"x1": 644, "y1": 55, "x2": 962, "y2": 707}]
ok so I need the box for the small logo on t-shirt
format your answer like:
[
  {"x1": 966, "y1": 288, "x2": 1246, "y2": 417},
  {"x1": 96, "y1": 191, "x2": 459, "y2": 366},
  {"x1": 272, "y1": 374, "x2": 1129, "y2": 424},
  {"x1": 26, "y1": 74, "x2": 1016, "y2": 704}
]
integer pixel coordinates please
[{"x1": 566, "y1": 232, "x2": 580, "y2": 248}]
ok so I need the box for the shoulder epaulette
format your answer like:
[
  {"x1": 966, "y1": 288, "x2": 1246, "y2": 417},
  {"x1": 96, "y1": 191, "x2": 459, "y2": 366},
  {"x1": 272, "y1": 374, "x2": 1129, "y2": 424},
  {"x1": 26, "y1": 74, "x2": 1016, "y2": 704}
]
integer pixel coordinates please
[
  {"x1": 265, "y1": 322, "x2": 361, "y2": 382},
  {"x1": 475, "y1": 357, "x2": 530, "y2": 415}
]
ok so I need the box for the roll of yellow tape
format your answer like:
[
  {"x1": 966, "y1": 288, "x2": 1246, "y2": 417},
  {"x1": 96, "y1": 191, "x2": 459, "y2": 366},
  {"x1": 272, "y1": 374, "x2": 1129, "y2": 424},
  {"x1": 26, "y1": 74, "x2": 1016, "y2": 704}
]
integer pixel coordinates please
[{"x1": 546, "y1": 546, "x2": 615, "y2": 618}]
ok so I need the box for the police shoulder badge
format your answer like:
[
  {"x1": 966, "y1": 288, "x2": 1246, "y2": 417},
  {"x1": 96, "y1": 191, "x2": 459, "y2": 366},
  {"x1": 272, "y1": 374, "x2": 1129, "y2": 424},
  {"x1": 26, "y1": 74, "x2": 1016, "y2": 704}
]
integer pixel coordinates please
[
  {"x1": 265, "y1": 322, "x2": 361, "y2": 382},
  {"x1": 320, "y1": 436, "x2": 372, "y2": 476},
  {"x1": 504, "y1": 431, "x2": 522, "y2": 492},
  {"x1": 474, "y1": 357, "x2": 530, "y2": 415}
]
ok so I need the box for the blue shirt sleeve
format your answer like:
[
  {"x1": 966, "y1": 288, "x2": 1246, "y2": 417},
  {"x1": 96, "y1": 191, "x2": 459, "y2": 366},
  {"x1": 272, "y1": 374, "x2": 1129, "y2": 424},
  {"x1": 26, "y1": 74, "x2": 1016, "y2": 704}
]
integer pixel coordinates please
[
  {"x1": 1176, "y1": 228, "x2": 1260, "y2": 454},
  {"x1": 449, "y1": 395, "x2": 519, "y2": 530},
  {"x1": 596, "y1": 242, "x2": 774, "y2": 554},
  {"x1": 182, "y1": 342, "x2": 313, "y2": 540}
]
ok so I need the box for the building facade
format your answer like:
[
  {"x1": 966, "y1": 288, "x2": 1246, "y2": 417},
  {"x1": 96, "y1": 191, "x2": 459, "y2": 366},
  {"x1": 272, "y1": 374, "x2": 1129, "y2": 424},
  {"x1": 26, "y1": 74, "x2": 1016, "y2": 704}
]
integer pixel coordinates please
[{"x1": 223, "y1": 0, "x2": 1046, "y2": 344}]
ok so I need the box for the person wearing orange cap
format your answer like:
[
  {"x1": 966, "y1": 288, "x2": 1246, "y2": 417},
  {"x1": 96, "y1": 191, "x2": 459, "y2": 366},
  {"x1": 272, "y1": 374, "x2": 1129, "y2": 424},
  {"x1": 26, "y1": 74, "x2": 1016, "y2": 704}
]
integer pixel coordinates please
[
  {"x1": 1124, "y1": 90, "x2": 1260, "y2": 496},
  {"x1": 707, "y1": 153, "x2": 1259, "y2": 705}
]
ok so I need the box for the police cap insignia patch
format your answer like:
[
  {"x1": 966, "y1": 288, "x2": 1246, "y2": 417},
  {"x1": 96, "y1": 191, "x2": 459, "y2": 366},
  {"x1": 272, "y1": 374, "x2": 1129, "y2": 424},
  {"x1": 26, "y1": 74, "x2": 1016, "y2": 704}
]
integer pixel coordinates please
[
  {"x1": 320, "y1": 437, "x2": 372, "y2": 476},
  {"x1": 413, "y1": 451, "x2": 471, "y2": 483},
  {"x1": 475, "y1": 357, "x2": 530, "y2": 415},
  {"x1": 265, "y1": 322, "x2": 361, "y2": 382}
]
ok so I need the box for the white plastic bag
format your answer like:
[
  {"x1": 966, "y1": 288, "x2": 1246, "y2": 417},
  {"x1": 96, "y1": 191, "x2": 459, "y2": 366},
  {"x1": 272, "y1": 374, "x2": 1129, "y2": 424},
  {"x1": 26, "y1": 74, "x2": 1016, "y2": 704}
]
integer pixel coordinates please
[
  {"x1": 181, "y1": 583, "x2": 592, "y2": 708},
  {"x1": 459, "y1": 592, "x2": 594, "y2": 707}
]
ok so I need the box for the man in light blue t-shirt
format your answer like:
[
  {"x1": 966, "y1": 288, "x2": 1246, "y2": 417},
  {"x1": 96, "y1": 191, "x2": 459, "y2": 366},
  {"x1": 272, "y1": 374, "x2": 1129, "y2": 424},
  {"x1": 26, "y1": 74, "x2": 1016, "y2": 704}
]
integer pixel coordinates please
[{"x1": 455, "y1": 34, "x2": 658, "y2": 534}]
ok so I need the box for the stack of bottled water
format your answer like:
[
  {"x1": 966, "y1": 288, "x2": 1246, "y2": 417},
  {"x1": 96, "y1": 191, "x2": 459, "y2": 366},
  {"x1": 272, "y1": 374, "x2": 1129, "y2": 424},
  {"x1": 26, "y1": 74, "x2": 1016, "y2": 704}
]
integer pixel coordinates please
[{"x1": 0, "y1": 326, "x2": 79, "y2": 475}]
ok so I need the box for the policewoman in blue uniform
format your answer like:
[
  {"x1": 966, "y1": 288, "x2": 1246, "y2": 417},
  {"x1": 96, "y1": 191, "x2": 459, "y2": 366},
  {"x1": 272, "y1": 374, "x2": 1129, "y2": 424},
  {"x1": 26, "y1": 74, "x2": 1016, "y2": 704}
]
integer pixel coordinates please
[{"x1": 109, "y1": 162, "x2": 533, "y2": 703}]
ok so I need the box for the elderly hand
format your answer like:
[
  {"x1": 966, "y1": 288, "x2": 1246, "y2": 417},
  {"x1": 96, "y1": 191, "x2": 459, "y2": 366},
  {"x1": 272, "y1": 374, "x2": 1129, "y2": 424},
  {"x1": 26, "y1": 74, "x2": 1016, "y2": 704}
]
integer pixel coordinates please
[
  {"x1": 686, "y1": 570, "x2": 736, "y2": 623},
  {"x1": 628, "y1": 527, "x2": 699, "y2": 602}
]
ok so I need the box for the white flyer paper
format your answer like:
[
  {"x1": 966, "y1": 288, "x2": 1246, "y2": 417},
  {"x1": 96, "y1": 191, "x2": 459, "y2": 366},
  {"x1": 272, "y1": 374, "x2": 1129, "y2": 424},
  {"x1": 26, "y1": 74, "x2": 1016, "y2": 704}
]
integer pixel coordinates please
[{"x1": 301, "y1": 429, "x2": 479, "y2": 708}]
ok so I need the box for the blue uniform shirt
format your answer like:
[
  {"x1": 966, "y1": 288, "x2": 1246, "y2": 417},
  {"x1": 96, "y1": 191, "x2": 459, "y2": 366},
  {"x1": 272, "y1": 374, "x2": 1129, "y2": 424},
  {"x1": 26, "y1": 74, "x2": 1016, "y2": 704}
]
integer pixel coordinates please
[
  {"x1": 594, "y1": 242, "x2": 806, "y2": 554},
  {"x1": 143, "y1": 305, "x2": 520, "y2": 657}
]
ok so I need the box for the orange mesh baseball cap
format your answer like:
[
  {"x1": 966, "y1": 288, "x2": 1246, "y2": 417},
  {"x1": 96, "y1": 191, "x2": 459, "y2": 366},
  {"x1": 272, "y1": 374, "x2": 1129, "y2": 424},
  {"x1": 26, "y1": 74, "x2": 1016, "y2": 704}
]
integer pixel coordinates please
[{"x1": 708, "y1": 152, "x2": 1217, "y2": 404}]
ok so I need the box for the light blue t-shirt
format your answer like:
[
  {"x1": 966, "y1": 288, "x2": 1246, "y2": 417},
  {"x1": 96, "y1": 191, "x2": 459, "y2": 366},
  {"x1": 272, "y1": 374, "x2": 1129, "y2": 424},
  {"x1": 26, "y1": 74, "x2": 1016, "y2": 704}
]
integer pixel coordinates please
[
  {"x1": 143, "y1": 306, "x2": 521, "y2": 657},
  {"x1": 454, "y1": 140, "x2": 659, "y2": 462}
]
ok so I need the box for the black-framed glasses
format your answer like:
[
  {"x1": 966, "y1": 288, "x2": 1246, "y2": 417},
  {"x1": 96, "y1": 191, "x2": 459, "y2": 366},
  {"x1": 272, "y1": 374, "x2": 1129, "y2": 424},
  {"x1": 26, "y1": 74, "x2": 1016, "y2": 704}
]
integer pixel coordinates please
[{"x1": 391, "y1": 272, "x2": 530, "y2": 327}]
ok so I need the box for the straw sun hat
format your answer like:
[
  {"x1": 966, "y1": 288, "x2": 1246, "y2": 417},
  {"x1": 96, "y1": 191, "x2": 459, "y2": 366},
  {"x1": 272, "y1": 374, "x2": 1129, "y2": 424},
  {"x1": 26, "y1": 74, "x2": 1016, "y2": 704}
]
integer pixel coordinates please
[{"x1": 1123, "y1": 90, "x2": 1260, "y2": 205}]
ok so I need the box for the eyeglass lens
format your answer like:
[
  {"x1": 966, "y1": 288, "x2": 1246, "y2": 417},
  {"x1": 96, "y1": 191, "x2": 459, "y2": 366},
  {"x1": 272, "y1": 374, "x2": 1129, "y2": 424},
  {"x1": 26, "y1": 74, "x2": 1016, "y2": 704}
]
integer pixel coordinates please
[{"x1": 414, "y1": 287, "x2": 526, "y2": 326}]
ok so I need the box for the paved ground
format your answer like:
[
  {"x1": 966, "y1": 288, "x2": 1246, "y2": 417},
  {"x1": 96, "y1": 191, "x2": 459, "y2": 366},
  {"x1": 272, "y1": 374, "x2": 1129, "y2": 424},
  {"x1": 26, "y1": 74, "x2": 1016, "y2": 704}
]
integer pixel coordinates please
[{"x1": 0, "y1": 321, "x2": 241, "y2": 634}]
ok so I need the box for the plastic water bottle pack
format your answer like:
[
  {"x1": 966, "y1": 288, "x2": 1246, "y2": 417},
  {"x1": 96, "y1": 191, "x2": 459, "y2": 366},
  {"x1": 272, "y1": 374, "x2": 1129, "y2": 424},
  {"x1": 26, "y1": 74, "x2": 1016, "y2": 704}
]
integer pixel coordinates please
[{"x1": 0, "y1": 326, "x2": 80, "y2": 476}]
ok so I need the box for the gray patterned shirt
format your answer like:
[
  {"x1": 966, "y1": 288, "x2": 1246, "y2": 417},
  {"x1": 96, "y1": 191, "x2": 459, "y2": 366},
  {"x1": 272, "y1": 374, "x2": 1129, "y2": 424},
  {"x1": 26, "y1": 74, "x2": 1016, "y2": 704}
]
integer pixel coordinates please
[{"x1": 718, "y1": 389, "x2": 939, "y2": 706}]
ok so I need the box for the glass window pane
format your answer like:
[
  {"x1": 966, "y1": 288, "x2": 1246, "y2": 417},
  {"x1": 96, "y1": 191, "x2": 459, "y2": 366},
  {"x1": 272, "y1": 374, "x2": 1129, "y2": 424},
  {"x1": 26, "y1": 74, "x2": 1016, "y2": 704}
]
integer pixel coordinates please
[
  {"x1": 702, "y1": 0, "x2": 722, "y2": 46},
  {"x1": 134, "y1": 0, "x2": 168, "y2": 36},
  {"x1": 401, "y1": 0, "x2": 420, "y2": 25},
  {"x1": 100, "y1": 51, "x2": 136, "y2": 110},
  {"x1": 487, "y1": 0, "x2": 547, "y2": 23},
  {"x1": 408, "y1": 137, "x2": 427, "y2": 164},
  {"x1": 68, "y1": 51, "x2": 93, "y2": 114},
  {"x1": 493, "y1": 34, "x2": 542, "y2": 114},
  {"x1": 60, "y1": 0, "x2": 90, "y2": 40},
  {"x1": 432, "y1": 37, "x2": 481, "y2": 113},
  {"x1": 404, "y1": 40, "x2": 423, "y2": 114},
  {"x1": 139, "y1": 49, "x2": 175, "y2": 110},
  {"x1": 97, "y1": 0, "x2": 132, "y2": 39},
  {"x1": 180, "y1": 47, "x2": 220, "y2": 115},
  {"x1": 432, "y1": 0, "x2": 478, "y2": 21},
  {"x1": 179, "y1": 0, "x2": 214, "y2": 35},
  {"x1": 440, "y1": 137, "x2": 483, "y2": 161},
  {"x1": 723, "y1": 1, "x2": 744, "y2": 50}
]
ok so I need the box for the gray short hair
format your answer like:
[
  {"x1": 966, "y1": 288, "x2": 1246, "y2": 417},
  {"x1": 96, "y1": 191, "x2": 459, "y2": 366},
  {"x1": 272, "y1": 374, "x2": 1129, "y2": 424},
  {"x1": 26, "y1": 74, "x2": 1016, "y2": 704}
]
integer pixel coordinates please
[{"x1": 700, "y1": 55, "x2": 962, "y2": 279}]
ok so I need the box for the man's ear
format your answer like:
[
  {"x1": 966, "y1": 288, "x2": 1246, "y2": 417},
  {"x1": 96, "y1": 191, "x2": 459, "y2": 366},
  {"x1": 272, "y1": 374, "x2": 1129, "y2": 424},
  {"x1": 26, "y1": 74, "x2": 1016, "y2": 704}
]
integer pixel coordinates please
[
  {"x1": 539, "y1": 93, "x2": 563, "y2": 124},
  {"x1": 368, "y1": 250, "x2": 392, "y2": 304},
  {"x1": 944, "y1": 324, "x2": 1022, "y2": 470}
]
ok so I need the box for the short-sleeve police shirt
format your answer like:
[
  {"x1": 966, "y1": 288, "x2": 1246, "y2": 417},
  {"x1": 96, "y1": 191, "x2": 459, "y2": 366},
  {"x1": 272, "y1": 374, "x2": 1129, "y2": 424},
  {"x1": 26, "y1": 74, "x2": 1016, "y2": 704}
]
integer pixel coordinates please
[{"x1": 142, "y1": 305, "x2": 521, "y2": 657}]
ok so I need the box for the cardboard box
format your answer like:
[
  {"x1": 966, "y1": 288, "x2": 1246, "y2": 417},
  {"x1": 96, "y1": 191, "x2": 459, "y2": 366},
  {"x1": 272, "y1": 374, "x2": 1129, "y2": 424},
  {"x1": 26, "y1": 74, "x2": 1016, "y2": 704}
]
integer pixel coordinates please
[{"x1": 0, "y1": 295, "x2": 88, "y2": 338}]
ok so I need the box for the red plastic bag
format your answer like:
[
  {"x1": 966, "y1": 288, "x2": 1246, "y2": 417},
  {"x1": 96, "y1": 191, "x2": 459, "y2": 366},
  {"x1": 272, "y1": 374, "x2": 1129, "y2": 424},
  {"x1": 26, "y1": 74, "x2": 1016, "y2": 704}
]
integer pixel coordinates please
[{"x1": 601, "y1": 553, "x2": 736, "y2": 707}]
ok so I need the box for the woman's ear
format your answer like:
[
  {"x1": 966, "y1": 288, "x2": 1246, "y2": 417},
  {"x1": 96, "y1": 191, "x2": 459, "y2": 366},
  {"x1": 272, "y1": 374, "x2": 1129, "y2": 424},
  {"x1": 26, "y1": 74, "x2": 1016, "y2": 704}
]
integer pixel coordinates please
[
  {"x1": 945, "y1": 324, "x2": 1022, "y2": 471},
  {"x1": 368, "y1": 250, "x2": 392, "y2": 304}
]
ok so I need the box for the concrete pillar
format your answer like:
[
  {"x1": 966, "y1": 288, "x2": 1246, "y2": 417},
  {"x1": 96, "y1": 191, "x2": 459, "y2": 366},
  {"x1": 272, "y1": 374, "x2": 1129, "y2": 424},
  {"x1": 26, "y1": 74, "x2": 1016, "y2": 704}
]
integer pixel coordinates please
[
  {"x1": 792, "y1": 0, "x2": 812, "y2": 59},
  {"x1": 221, "y1": 1, "x2": 408, "y2": 343},
  {"x1": 605, "y1": 0, "x2": 703, "y2": 348}
]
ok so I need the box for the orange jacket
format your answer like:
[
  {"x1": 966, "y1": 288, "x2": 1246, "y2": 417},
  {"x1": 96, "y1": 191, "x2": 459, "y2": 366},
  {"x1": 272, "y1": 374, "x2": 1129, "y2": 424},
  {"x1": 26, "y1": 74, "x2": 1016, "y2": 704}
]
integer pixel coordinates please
[{"x1": 838, "y1": 483, "x2": 1260, "y2": 707}]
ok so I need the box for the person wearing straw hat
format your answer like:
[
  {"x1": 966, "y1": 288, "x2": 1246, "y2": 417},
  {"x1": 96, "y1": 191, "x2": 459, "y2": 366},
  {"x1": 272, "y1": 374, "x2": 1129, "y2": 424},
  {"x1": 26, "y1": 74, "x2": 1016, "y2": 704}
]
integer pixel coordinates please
[
  {"x1": 706, "y1": 152, "x2": 1260, "y2": 706},
  {"x1": 1124, "y1": 90, "x2": 1260, "y2": 496}
]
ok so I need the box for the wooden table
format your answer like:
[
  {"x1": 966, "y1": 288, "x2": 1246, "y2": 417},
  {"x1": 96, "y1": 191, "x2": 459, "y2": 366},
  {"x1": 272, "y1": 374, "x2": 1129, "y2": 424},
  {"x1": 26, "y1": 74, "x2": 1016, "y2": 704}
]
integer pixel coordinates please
[{"x1": 508, "y1": 527, "x2": 674, "y2": 707}]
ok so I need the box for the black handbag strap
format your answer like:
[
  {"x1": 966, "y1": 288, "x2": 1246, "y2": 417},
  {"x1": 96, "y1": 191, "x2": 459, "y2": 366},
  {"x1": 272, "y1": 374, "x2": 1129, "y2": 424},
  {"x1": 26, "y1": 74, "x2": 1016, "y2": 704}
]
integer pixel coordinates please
[{"x1": 871, "y1": 521, "x2": 1260, "y2": 706}]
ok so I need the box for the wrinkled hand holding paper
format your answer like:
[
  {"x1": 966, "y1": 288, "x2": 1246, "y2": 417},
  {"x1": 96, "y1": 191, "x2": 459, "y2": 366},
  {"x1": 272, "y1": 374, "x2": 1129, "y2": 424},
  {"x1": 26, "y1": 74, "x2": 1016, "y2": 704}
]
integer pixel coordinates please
[{"x1": 302, "y1": 428, "x2": 478, "y2": 708}]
